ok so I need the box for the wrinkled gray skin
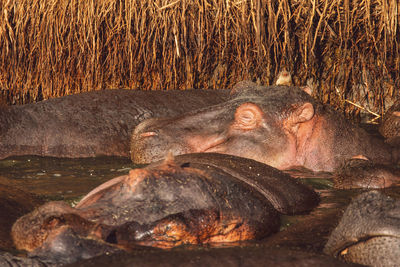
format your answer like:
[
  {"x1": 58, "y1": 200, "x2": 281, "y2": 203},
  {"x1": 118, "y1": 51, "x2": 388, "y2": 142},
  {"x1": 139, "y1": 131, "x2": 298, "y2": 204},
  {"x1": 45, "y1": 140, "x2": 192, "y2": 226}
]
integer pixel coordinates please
[
  {"x1": 7, "y1": 153, "x2": 319, "y2": 266},
  {"x1": 0, "y1": 89, "x2": 229, "y2": 159},
  {"x1": 0, "y1": 184, "x2": 43, "y2": 252},
  {"x1": 324, "y1": 191, "x2": 400, "y2": 267},
  {"x1": 333, "y1": 158, "x2": 400, "y2": 189},
  {"x1": 132, "y1": 81, "x2": 396, "y2": 172},
  {"x1": 380, "y1": 99, "x2": 400, "y2": 146}
]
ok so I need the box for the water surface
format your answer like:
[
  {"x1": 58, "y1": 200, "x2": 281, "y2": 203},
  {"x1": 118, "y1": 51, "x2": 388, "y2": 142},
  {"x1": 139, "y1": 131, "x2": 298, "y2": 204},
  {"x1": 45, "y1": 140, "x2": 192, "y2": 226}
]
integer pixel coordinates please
[{"x1": 0, "y1": 156, "x2": 139, "y2": 203}]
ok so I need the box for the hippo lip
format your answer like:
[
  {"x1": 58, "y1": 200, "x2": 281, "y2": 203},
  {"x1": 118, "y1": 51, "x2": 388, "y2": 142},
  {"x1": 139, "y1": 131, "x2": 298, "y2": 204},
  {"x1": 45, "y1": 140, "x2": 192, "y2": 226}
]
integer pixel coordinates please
[{"x1": 332, "y1": 234, "x2": 400, "y2": 257}]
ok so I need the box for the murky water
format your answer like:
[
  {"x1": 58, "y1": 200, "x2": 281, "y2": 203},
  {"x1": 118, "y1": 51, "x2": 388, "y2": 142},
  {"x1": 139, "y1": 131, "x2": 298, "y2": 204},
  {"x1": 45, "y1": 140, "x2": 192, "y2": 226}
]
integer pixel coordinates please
[
  {"x1": 0, "y1": 156, "x2": 141, "y2": 203},
  {"x1": 1, "y1": 155, "x2": 400, "y2": 221}
]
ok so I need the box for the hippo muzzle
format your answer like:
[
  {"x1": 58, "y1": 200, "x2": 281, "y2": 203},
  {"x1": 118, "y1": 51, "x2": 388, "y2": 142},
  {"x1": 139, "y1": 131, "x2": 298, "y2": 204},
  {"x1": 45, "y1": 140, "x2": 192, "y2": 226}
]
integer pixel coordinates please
[
  {"x1": 131, "y1": 106, "x2": 236, "y2": 164},
  {"x1": 131, "y1": 117, "x2": 212, "y2": 164},
  {"x1": 324, "y1": 191, "x2": 400, "y2": 266}
]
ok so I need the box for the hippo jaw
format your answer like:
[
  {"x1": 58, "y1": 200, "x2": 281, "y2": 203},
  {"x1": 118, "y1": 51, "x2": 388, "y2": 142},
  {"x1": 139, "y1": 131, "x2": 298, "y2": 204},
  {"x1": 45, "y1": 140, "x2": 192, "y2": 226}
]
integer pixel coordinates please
[
  {"x1": 130, "y1": 101, "x2": 302, "y2": 169},
  {"x1": 330, "y1": 235, "x2": 400, "y2": 265}
]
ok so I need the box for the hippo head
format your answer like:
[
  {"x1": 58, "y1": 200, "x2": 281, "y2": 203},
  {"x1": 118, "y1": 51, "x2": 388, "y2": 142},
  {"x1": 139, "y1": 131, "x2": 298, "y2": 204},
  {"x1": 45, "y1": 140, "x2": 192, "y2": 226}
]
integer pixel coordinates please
[
  {"x1": 324, "y1": 191, "x2": 400, "y2": 266},
  {"x1": 131, "y1": 82, "x2": 317, "y2": 170}
]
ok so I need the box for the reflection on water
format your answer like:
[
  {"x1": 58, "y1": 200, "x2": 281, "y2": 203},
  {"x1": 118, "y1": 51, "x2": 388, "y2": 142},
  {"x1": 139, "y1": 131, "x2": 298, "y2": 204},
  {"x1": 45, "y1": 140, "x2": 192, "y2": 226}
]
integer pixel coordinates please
[{"x1": 0, "y1": 156, "x2": 142, "y2": 202}]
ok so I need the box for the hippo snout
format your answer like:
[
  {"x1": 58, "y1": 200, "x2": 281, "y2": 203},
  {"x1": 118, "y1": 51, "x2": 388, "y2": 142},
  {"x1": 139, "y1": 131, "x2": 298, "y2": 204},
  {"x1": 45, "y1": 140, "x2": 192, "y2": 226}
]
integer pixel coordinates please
[
  {"x1": 131, "y1": 119, "x2": 189, "y2": 164},
  {"x1": 131, "y1": 129, "x2": 165, "y2": 164}
]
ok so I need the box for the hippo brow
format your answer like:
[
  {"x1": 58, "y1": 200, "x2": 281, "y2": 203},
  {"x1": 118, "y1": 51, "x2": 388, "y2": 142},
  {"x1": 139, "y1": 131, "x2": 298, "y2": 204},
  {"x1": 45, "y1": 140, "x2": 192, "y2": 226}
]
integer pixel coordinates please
[
  {"x1": 231, "y1": 96, "x2": 303, "y2": 118},
  {"x1": 180, "y1": 93, "x2": 313, "y2": 120}
]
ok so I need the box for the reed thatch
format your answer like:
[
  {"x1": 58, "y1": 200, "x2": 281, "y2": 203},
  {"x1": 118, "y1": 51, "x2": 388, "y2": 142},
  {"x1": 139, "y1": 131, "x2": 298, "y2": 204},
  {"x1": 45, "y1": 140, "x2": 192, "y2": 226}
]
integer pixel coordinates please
[{"x1": 0, "y1": 0, "x2": 399, "y2": 120}]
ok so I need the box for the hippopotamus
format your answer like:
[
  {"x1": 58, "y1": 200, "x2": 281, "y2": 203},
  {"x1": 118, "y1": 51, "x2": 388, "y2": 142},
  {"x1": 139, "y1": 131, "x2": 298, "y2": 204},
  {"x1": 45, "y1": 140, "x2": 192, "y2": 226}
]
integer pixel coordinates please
[
  {"x1": 131, "y1": 81, "x2": 397, "y2": 172},
  {"x1": 380, "y1": 99, "x2": 400, "y2": 146},
  {"x1": 333, "y1": 157, "x2": 400, "y2": 189},
  {"x1": 324, "y1": 191, "x2": 400, "y2": 266},
  {"x1": 0, "y1": 183, "x2": 43, "y2": 252},
  {"x1": 9, "y1": 153, "x2": 319, "y2": 265},
  {"x1": 0, "y1": 89, "x2": 229, "y2": 160}
]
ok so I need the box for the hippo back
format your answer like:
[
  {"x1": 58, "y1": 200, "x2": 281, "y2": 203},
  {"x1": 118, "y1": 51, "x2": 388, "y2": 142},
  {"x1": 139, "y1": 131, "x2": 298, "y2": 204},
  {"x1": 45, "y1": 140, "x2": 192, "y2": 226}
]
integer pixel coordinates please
[{"x1": 171, "y1": 153, "x2": 320, "y2": 215}]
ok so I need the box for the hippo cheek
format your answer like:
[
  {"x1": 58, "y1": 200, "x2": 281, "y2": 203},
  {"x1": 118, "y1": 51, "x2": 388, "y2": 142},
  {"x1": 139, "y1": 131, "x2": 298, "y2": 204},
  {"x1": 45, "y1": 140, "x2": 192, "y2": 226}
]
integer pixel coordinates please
[
  {"x1": 205, "y1": 135, "x2": 293, "y2": 170},
  {"x1": 185, "y1": 133, "x2": 229, "y2": 153},
  {"x1": 203, "y1": 103, "x2": 294, "y2": 169},
  {"x1": 205, "y1": 102, "x2": 298, "y2": 170}
]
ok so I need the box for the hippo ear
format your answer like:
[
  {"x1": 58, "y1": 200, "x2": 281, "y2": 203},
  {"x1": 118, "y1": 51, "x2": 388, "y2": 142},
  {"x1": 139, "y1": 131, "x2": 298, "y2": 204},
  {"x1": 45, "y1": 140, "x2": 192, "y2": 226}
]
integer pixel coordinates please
[
  {"x1": 291, "y1": 102, "x2": 314, "y2": 124},
  {"x1": 233, "y1": 103, "x2": 263, "y2": 130},
  {"x1": 301, "y1": 86, "x2": 313, "y2": 96}
]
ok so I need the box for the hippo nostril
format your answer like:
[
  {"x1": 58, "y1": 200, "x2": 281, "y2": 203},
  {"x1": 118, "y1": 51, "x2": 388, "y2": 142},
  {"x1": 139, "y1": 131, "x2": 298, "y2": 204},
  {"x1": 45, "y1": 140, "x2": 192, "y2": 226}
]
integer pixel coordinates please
[
  {"x1": 140, "y1": 132, "x2": 158, "y2": 138},
  {"x1": 106, "y1": 230, "x2": 117, "y2": 244}
]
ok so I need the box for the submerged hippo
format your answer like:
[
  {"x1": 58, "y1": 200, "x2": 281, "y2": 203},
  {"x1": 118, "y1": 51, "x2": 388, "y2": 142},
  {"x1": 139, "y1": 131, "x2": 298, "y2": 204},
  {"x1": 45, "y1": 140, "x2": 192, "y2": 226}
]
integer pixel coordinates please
[
  {"x1": 380, "y1": 99, "x2": 400, "y2": 146},
  {"x1": 324, "y1": 191, "x2": 400, "y2": 267},
  {"x1": 0, "y1": 183, "x2": 43, "y2": 252},
  {"x1": 0, "y1": 89, "x2": 229, "y2": 159},
  {"x1": 333, "y1": 157, "x2": 400, "y2": 189},
  {"x1": 9, "y1": 153, "x2": 319, "y2": 265},
  {"x1": 132, "y1": 82, "x2": 397, "y2": 172}
]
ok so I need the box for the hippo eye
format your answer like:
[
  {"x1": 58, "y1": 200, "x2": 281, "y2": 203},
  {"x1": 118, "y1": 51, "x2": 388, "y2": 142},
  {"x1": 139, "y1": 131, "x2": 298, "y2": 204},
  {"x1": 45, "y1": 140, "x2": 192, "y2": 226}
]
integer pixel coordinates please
[{"x1": 180, "y1": 162, "x2": 191, "y2": 168}]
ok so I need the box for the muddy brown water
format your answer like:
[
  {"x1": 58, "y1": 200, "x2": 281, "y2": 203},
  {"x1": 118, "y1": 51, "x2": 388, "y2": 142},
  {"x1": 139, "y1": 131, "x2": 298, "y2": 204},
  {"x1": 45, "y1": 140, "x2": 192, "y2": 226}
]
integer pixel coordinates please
[
  {"x1": 0, "y1": 156, "x2": 137, "y2": 203},
  {"x1": 0, "y1": 156, "x2": 399, "y2": 266}
]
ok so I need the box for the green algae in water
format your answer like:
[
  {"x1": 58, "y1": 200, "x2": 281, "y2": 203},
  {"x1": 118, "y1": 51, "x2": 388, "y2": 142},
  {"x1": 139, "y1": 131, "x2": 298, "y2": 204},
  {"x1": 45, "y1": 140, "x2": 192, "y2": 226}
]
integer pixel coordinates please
[
  {"x1": 300, "y1": 178, "x2": 334, "y2": 190},
  {"x1": 0, "y1": 160, "x2": 17, "y2": 168}
]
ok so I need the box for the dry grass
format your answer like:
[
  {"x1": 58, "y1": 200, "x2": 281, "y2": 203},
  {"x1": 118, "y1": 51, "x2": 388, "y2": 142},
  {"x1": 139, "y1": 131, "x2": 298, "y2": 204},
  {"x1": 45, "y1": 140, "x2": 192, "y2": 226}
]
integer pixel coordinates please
[{"x1": 0, "y1": 0, "x2": 399, "y2": 118}]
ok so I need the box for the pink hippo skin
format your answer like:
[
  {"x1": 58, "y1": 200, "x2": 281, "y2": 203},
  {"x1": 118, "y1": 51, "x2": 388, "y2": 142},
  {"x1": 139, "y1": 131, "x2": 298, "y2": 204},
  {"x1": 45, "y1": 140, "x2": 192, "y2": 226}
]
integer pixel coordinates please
[{"x1": 131, "y1": 81, "x2": 397, "y2": 173}]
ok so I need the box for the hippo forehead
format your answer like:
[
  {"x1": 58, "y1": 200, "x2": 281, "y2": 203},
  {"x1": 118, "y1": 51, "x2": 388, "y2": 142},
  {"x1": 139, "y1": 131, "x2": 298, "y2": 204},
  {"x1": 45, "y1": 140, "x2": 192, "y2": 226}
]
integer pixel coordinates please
[{"x1": 231, "y1": 85, "x2": 317, "y2": 119}]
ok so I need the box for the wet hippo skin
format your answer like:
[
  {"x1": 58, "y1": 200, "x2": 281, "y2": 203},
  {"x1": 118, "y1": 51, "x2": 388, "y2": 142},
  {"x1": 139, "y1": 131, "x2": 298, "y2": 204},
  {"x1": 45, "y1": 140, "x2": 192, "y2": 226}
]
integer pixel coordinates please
[
  {"x1": 132, "y1": 81, "x2": 397, "y2": 172},
  {"x1": 0, "y1": 89, "x2": 229, "y2": 160},
  {"x1": 9, "y1": 153, "x2": 319, "y2": 265},
  {"x1": 0, "y1": 183, "x2": 43, "y2": 252},
  {"x1": 333, "y1": 158, "x2": 400, "y2": 189},
  {"x1": 324, "y1": 191, "x2": 400, "y2": 267},
  {"x1": 380, "y1": 99, "x2": 400, "y2": 146}
]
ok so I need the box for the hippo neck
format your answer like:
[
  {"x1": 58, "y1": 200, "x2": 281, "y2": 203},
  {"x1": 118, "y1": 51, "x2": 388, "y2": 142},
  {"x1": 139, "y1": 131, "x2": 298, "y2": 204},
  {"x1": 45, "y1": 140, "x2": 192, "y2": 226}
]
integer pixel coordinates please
[
  {"x1": 294, "y1": 115, "x2": 335, "y2": 172},
  {"x1": 295, "y1": 110, "x2": 395, "y2": 172}
]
